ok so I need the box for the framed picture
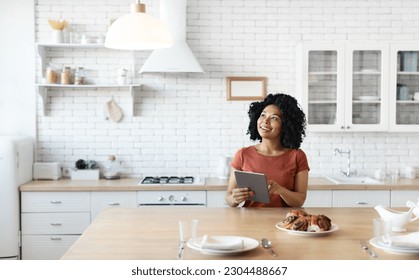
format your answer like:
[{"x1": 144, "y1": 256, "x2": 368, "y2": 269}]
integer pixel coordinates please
[{"x1": 226, "y1": 77, "x2": 267, "y2": 101}]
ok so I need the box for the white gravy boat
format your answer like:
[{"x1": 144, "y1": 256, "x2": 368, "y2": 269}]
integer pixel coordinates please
[
  {"x1": 374, "y1": 205, "x2": 419, "y2": 232},
  {"x1": 406, "y1": 199, "x2": 419, "y2": 217}
]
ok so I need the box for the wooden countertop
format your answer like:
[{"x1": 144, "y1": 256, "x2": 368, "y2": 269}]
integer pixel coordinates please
[
  {"x1": 19, "y1": 177, "x2": 419, "y2": 192},
  {"x1": 61, "y1": 207, "x2": 419, "y2": 260}
]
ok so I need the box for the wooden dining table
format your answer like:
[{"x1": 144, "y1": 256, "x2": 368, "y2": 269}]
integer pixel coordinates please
[{"x1": 60, "y1": 207, "x2": 419, "y2": 260}]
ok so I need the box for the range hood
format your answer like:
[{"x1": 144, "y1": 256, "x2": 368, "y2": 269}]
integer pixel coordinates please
[{"x1": 140, "y1": 0, "x2": 204, "y2": 73}]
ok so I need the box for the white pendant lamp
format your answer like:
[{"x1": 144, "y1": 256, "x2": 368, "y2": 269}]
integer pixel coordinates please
[{"x1": 105, "y1": 1, "x2": 173, "y2": 50}]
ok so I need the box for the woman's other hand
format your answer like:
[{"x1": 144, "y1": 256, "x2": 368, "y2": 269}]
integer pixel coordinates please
[{"x1": 267, "y1": 180, "x2": 282, "y2": 195}]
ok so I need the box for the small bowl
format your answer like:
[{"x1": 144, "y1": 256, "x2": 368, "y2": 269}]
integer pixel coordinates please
[{"x1": 358, "y1": 96, "x2": 380, "y2": 101}]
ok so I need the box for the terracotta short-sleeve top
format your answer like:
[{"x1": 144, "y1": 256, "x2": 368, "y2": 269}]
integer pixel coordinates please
[{"x1": 231, "y1": 146, "x2": 309, "y2": 207}]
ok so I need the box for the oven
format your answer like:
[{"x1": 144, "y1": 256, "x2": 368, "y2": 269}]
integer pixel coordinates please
[{"x1": 137, "y1": 176, "x2": 206, "y2": 207}]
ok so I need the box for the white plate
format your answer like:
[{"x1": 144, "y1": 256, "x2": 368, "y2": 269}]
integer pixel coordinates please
[
  {"x1": 186, "y1": 236, "x2": 259, "y2": 255},
  {"x1": 369, "y1": 238, "x2": 419, "y2": 254},
  {"x1": 275, "y1": 222, "x2": 339, "y2": 236},
  {"x1": 358, "y1": 96, "x2": 380, "y2": 101}
]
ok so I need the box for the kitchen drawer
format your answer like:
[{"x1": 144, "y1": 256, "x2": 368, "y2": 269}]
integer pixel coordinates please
[
  {"x1": 332, "y1": 190, "x2": 390, "y2": 207},
  {"x1": 21, "y1": 235, "x2": 79, "y2": 260},
  {"x1": 303, "y1": 190, "x2": 333, "y2": 207},
  {"x1": 21, "y1": 213, "x2": 90, "y2": 234},
  {"x1": 391, "y1": 190, "x2": 419, "y2": 207},
  {"x1": 207, "y1": 191, "x2": 228, "y2": 208},
  {"x1": 21, "y1": 192, "x2": 90, "y2": 212},
  {"x1": 91, "y1": 191, "x2": 137, "y2": 220}
]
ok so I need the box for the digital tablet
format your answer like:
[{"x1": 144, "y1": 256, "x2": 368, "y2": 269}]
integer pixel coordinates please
[{"x1": 234, "y1": 170, "x2": 270, "y2": 204}]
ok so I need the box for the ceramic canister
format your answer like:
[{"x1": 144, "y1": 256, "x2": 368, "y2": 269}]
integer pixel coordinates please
[{"x1": 405, "y1": 166, "x2": 416, "y2": 179}]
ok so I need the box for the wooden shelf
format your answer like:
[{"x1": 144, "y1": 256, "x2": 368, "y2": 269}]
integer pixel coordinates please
[
  {"x1": 35, "y1": 42, "x2": 141, "y2": 117},
  {"x1": 35, "y1": 84, "x2": 142, "y2": 116}
]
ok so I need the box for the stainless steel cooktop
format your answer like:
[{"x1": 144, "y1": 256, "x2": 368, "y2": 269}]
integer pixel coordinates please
[{"x1": 139, "y1": 176, "x2": 205, "y2": 185}]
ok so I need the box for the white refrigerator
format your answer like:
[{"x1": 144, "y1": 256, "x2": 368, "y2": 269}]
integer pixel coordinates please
[{"x1": 0, "y1": 136, "x2": 33, "y2": 259}]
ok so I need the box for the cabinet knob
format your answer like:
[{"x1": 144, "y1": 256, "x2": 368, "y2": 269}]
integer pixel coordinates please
[
  {"x1": 346, "y1": 126, "x2": 350, "y2": 129},
  {"x1": 168, "y1": 195, "x2": 175, "y2": 201},
  {"x1": 341, "y1": 126, "x2": 345, "y2": 129},
  {"x1": 180, "y1": 196, "x2": 187, "y2": 202},
  {"x1": 157, "y1": 196, "x2": 164, "y2": 201}
]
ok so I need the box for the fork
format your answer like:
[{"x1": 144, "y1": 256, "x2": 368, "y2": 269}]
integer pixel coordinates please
[
  {"x1": 178, "y1": 240, "x2": 186, "y2": 259},
  {"x1": 360, "y1": 240, "x2": 377, "y2": 258}
]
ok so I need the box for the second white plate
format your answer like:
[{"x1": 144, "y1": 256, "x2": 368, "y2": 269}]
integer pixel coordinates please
[
  {"x1": 369, "y1": 238, "x2": 419, "y2": 254},
  {"x1": 276, "y1": 222, "x2": 339, "y2": 236},
  {"x1": 186, "y1": 236, "x2": 259, "y2": 255}
]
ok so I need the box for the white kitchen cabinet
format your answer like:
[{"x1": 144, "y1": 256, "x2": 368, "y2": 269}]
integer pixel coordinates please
[
  {"x1": 332, "y1": 190, "x2": 390, "y2": 207},
  {"x1": 21, "y1": 192, "x2": 91, "y2": 260},
  {"x1": 207, "y1": 191, "x2": 229, "y2": 208},
  {"x1": 21, "y1": 213, "x2": 90, "y2": 234},
  {"x1": 35, "y1": 43, "x2": 141, "y2": 116},
  {"x1": 303, "y1": 190, "x2": 333, "y2": 207},
  {"x1": 21, "y1": 192, "x2": 90, "y2": 212},
  {"x1": 90, "y1": 191, "x2": 137, "y2": 220},
  {"x1": 296, "y1": 44, "x2": 345, "y2": 131},
  {"x1": 21, "y1": 235, "x2": 79, "y2": 260},
  {"x1": 390, "y1": 190, "x2": 419, "y2": 207},
  {"x1": 296, "y1": 43, "x2": 389, "y2": 132},
  {"x1": 389, "y1": 44, "x2": 419, "y2": 131}
]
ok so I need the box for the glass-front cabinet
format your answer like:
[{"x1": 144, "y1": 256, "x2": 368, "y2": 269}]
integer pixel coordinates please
[
  {"x1": 389, "y1": 44, "x2": 419, "y2": 131},
  {"x1": 296, "y1": 44, "x2": 344, "y2": 131},
  {"x1": 296, "y1": 43, "x2": 388, "y2": 132},
  {"x1": 345, "y1": 45, "x2": 389, "y2": 131}
]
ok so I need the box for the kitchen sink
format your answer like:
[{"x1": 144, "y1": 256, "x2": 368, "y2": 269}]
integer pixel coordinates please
[{"x1": 326, "y1": 176, "x2": 384, "y2": 185}]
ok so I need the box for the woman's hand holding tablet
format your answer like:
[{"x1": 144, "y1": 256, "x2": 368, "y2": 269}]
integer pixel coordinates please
[{"x1": 234, "y1": 171, "x2": 270, "y2": 203}]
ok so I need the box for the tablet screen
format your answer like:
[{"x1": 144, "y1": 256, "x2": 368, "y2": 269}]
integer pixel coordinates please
[{"x1": 234, "y1": 170, "x2": 270, "y2": 204}]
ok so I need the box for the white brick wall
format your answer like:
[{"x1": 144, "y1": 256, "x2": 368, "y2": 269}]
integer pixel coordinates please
[{"x1": 35, "y1": 0, "x2": 419, "y2": 178}]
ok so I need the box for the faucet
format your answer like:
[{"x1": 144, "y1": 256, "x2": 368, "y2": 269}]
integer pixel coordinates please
[{"x1": 334, "y1": 148, "x2": 357, "y2": 177}]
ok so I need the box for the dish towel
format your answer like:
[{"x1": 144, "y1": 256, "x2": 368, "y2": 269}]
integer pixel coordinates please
[
  {"x1": 105, "y1": 98, "x2": 123, "y2": 123},
  {"x1": 389, "y1": 232, "x2": 419, "y2": 249},
  {"x1": 197, "y1": 235, "x2": 244, "y2": 250}
]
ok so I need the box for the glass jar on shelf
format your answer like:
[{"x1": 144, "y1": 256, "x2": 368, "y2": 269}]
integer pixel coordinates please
[
  {"x1": 60, "y1": 66, "x2": 72, "y2": 85},
  {"x1": 46, "y1": 66, "x2": 58, "y2": 84},
  {"x1": 74, "y1": 67, "x2": 85, "y2": 85}
]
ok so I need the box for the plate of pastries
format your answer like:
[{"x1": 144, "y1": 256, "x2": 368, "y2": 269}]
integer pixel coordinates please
[{"x1": 276, "y1": 209, "x2": 339, "y2": 236}]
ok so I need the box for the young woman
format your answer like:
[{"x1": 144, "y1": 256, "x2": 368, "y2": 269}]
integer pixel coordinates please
[{"x1": 225, "y1": 93, "x2": 309, "y2": 207}]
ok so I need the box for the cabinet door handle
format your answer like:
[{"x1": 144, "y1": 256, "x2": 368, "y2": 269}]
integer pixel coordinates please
[
  {"x1": 50, "y1": 223, "x2": 62, "y2": 226},
  {"x1": 50, "y1": 200, "x2": 62, "y2": 204},
  {"x1": 356, "y1": 202, "x2": 368, "y2": 205},
  {"x1": 50, "y1": 237, "x2": 62, "y2": 241},
  {"x1": 108, "y1": 202, "x2": 120, "y2": 206}
]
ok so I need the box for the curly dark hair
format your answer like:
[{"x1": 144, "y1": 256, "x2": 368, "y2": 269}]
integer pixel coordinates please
[{"x1": 247, "y1": 93, "x2": 306, "y2": 149}]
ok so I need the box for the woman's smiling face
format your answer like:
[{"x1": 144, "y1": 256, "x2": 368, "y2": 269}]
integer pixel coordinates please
[{"x1": 257, "y1": 104, "x2": 282, "y2": 140}]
